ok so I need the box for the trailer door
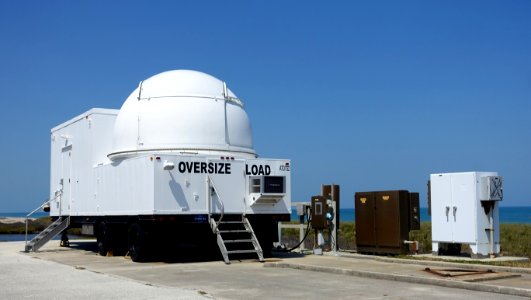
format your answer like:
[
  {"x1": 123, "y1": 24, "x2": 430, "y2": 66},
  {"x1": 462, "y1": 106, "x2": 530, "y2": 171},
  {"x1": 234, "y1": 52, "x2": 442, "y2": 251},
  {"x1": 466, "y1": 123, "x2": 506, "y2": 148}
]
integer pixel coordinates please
[{"x1": 61, "y1": 145, "x2": 72, "y2": 215}]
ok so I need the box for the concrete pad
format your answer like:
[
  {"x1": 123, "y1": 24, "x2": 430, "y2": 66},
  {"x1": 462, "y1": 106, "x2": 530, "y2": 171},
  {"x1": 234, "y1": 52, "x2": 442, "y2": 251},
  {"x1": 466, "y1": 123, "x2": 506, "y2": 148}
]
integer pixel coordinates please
[
  {"x1": 266, "y1": 253, "x2": 531, "y2": 298},
  {"x1": 2, "y1": 240, "x2": 530, "y2": 299},
  {"x1": 0, "y1": 241, "x2": 207, "y2": 299},
  {"x1": 330, "y1": 251, "x2": 531, "y2": 274}
]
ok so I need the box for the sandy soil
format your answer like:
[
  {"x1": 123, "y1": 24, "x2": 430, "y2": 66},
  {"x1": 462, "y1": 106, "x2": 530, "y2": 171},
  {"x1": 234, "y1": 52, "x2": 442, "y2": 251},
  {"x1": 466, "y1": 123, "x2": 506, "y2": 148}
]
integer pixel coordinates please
[{"x1": 0, "y1": 217, "x2": 34, "y2": 224}]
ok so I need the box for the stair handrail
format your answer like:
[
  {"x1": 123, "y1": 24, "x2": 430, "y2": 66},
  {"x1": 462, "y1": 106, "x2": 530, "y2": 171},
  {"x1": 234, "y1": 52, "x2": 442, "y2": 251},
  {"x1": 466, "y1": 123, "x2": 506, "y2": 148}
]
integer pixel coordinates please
[
  {"x1": 25, "y1": 190, "x2": 61, "y2": 249},
  {"x1": 207, "y1": 175, "x2": 225, "y2": 233}
]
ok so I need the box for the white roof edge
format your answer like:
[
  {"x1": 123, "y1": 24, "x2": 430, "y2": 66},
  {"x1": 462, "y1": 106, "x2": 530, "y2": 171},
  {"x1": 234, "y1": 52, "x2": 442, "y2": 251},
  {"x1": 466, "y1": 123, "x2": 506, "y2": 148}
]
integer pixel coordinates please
[
  {"x1": 51, "y1": 108, "x2": 119, "y2": 133},
  {"x1": 430, "y1": 171, "x2": 498, "y2": 176}
]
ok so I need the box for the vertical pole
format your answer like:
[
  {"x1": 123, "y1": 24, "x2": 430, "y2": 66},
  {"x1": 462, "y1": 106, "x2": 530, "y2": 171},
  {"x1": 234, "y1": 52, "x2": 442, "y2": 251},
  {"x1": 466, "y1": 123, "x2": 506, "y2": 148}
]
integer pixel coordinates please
[
  {"x1": 206, "y1": 177, "x2": 211, "y2": 224},
  {"x1": 299, "y1": 223, "x2": 305, "y2": 252},
  {"x1": 332, "y1": 185, "x2": 340, "y2": 252},
  {"x1": 24, "y1": 216, "x2": 28, "y2": 250},
  {"x1": 331, "y1": 200, "x2": 337, "y2": 254},
  {"x1": 314, "y1": 230, "x2": 318, "y2": 250},
  {"x1": 490, "y1": 205, "x2": 495, "y2": 257},
  {"x1": 277, "y1": 222, "x2": 282, "y2": 249}
]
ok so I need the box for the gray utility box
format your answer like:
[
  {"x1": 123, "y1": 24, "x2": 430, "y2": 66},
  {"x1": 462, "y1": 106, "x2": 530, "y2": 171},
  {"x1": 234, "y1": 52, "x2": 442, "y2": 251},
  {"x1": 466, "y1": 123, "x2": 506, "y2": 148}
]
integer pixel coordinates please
[{"x1": 429, "y1": 172, "x2": 503, "y2": 258}]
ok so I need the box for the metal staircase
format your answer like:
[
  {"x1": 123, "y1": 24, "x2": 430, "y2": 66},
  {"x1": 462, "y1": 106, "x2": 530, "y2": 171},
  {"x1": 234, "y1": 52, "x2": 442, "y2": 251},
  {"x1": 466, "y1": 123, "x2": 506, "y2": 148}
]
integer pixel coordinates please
[
  {"x1": 210, "y1": 215, "x2": 264, "y2": 264},
  {"x1": 207, "y1": 175, "x2": 264, "y2": 264},
  {"x1": 25, "y1": 217, "x2": 70, "y2": 252}
]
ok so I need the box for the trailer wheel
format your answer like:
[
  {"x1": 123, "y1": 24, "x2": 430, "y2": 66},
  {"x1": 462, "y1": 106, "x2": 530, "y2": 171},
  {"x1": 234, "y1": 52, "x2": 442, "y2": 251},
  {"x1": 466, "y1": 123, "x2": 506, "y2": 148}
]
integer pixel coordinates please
[
  {"x1": 97, "y1": 222, "x2": 110, "y2": 256},
  {"x1": 128, "y1": 223, "x2": 146, "y2": 262}
]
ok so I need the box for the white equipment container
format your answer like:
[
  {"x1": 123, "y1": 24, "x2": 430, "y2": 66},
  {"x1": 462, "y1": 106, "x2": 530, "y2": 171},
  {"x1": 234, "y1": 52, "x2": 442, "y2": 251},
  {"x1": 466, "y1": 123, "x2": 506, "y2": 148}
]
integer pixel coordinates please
[
  {"x1": 40, "y1": 70, "x2": 291, "y2": 262},
  {"x1": 430, "y1": 172, "x2": 503, "y2": 258}
]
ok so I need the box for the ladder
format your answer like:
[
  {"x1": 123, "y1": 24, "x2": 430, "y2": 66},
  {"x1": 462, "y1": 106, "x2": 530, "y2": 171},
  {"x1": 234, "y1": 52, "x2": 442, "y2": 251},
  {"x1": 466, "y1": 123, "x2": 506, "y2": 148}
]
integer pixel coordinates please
[
  {"x1": 25, "y1": 217, "x2": 70, "y2": 252},
  {"x1": 210, "y1": 215, "x2": 264, "y2": 264}
]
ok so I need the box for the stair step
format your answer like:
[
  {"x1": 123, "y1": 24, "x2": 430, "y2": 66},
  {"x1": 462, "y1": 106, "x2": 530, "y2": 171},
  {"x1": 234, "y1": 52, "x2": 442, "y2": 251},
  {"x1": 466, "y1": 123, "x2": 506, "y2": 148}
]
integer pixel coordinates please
[
  {"x1": 211, "y1": 214, "x2": 264, "y2": 264},
  {"x1": 227, "y1": 249, "x2": 258, "y2": 254},
  {"x1": 219, "y1": 229, "x2": 250, "y2": 233},
  {"x1": 25, "y1": 217, "x2": 70, "y2": 253},
  {"x1": 223, "y1": 239, "x2": 253, "y2": 243},
  {"x1": 219, "y1": 221, "x2": 244, "y2": 224}
]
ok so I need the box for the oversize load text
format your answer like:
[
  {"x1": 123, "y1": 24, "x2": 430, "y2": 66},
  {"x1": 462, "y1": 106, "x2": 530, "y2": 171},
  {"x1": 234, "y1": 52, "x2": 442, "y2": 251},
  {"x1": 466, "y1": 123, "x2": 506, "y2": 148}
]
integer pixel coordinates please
[
  {"x1": 175, "y1": 162, "x2": 273, "y2": 176},
  {"x1": 177, "y1": 161, "x2": 231, "y2": 174}
]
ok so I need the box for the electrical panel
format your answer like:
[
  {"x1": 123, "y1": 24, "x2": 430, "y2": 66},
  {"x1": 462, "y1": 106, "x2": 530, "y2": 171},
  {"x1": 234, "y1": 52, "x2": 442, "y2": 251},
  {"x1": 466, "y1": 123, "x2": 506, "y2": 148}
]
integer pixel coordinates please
[
  {"x1": 430, "y1": 172, "x2": 502, "y2": 257},
  {"x1": 321, "y1": 184, "x2": 340, "y2": 228},
  {"x1": 409, "y1": 192, "x2": 420, "y2": 230},
  {"x1": 311, "y1": 196, "x2": 327, "y2": 229}
]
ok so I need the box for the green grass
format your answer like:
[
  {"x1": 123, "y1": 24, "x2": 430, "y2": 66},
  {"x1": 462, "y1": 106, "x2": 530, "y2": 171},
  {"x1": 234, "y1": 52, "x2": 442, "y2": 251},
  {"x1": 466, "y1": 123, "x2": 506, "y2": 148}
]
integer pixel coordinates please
[
  {"x1": 0, "y1": 217, "x2": 82, "y2": 236},
  {"x1": 278, "y1": 221, "x2": 531, "y2": 267},
  {"x1": 0, "y1": 217, "x2": 52, "y2": 234},
  {"x1": 500, "y1": 223, "x2": 531, "y2": 259}
]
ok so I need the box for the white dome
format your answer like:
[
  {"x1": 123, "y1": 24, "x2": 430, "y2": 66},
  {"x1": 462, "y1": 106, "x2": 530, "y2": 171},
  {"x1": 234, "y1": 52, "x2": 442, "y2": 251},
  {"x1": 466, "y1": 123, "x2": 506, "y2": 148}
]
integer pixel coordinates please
[{"x1": 109, "y1": 70, "x2": 256, "y2": 160}]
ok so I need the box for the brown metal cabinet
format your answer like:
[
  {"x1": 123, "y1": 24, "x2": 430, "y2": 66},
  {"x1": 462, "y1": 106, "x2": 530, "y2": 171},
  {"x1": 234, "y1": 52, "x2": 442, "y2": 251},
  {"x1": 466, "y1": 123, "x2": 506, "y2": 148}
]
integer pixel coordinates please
[
  {"x1": 355, "y1": 190, "x2": 419, "y2": 255},
  {"x1": 354, "y1": 192, "x2": 376, "y2": 249}
]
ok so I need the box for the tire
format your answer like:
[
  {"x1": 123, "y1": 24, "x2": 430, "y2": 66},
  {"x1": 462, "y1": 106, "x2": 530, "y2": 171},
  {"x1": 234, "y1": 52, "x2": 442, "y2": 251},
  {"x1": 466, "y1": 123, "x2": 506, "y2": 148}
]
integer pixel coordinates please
[
  {"x1": 97, "y1": 221, "x2": 109, "y2": 256},
  {"x1": 128, "y1": 223, "x2": 146, "y2": 262},
  {"x1": 111, "y1": 225, "x2": 128, "y2": 256},
  {"x1": 448, "y1": 243, "x2": 462, "y2": 255}
]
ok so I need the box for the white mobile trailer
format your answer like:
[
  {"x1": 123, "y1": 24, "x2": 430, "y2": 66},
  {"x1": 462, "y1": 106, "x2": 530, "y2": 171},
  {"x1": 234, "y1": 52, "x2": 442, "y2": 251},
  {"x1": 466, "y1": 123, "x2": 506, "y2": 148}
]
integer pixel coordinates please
[
  {"x1": 50, "y1": 109, "x2": 291, "y2": 218},
  {"x1": 33, "y1": 70, "x2": 292, "y2": 262}
]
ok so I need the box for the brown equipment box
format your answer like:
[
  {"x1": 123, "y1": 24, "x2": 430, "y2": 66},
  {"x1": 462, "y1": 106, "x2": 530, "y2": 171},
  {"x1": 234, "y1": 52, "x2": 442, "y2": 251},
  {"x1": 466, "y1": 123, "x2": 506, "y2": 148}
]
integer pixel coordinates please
[{"x1": 355, "y1": 190, "x2": 420, "y2": 255}]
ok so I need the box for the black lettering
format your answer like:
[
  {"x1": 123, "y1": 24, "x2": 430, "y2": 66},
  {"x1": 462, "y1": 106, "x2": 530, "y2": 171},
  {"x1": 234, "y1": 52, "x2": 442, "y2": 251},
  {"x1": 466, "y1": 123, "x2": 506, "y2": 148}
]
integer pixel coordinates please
[
  {"x1": 178, "y1": 162, "x2": 186, "y2": 173},
  {"x1": 279, "y1": 165, "x2": 290, "y2": 171},
  {"x1": 225, "y1": 163, "x2": 231, "y2": 174},
  {"x1": 245, "y1": 164, "x2": 272, "y2": 175},
  {"x1": 176, "y1": 161, "x2": 233, "y2": 174}
]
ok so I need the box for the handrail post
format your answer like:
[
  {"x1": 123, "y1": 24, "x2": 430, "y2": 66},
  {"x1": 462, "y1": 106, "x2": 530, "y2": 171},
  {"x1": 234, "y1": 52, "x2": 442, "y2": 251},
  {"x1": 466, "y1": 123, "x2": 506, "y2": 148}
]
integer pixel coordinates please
[
  {"x1": 25, "y1": 216, "x2": 29, "y2": 249},
  {"x1": 24, "y1": 191, "x2": 60, "y2": 251},
  {"x1": 207, "y1": 177, "x2": 211, "y2": 224},
  {"x1": 208, "y1": 176, "x2": 225, "y2": 233}
]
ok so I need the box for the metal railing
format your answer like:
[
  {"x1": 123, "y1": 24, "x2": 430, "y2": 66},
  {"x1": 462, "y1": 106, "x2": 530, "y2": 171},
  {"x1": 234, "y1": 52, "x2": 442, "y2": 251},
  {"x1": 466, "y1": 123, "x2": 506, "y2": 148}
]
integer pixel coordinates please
[
  {"x1": 24, "y1": 192, "x2": 60, "y2": 248},
  {"x1": 207, "y1": 176, "x2": 225, "y2": 233}
]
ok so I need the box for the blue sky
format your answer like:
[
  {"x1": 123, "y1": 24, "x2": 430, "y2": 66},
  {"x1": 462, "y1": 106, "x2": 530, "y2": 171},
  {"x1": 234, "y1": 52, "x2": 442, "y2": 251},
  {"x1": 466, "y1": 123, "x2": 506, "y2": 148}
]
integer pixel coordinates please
[{"x1": 1, "y1": 1, "x2": 530, "y2": 212}]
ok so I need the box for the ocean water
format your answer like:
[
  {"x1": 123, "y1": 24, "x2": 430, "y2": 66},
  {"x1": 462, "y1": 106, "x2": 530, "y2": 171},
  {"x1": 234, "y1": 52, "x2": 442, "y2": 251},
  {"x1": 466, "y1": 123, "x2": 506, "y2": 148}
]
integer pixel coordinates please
[{"x1": 290, "y1": 206, "x2": 531, "y2": 224}]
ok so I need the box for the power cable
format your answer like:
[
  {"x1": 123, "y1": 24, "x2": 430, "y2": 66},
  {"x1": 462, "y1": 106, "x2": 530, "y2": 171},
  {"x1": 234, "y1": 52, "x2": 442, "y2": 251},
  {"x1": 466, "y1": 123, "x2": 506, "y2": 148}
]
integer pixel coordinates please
[{"x1": 287, "y1": 217, "x2": 312, "y2": 252}]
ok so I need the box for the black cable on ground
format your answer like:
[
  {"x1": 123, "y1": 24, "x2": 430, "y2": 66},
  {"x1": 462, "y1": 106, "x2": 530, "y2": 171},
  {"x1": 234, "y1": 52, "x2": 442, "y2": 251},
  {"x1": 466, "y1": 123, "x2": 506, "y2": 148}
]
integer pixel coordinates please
[{"x1": 286, "y1": 217, "x2": 312, "y2": 252}]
